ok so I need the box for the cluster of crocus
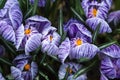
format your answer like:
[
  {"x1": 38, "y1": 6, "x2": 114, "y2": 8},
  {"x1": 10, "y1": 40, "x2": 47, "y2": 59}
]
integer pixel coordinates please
[{"x1": 11, "y1": 54, "x2": 38, "y2": 80}]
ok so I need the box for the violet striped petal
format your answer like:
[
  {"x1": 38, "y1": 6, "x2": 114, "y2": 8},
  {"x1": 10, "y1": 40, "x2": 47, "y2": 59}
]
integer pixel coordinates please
[
  {"x1": 25, "y1": 15, "x2": 51, "y2": 33},
  {"x1": 101, "y1": 44, "x2": 120, "y2": 58},
  {"x1": 108, "y1": 10, "x2": 120, "y2": 26},
  {"x1": 11, "y1": 66, "x2": 22, "y2": 80},
  {"x1": 0, "y1": 21, "x2": 15, "y2": 42},
  {"x1": 9, "y1": 3, "x2": 23, "y2": 30},
  {"x1": 15, "y1": 24, "x2": 25, "y2": 50},
  {"x1": 100, "y1": 56, "x2": 116, "y2": 79},
  {"x1": 0, "y1": 9, "x2": 7, "y2": 18},
  {"x1": 31, "y1": 62, "x2": 38, "y2": 79},
  {"x1": 57, "y1": 38, "x2": 71, "y2": 63},
  {"x1": 25, "y1": 33, "x2": 42, "y2": 55},
  {"x1": 4, "y1": 0, "x2": 18, "y2": 9},
  {"x1": 100, "y1": 71, "x2": 108, "y2": 80},
  {"x1": 86, "y1": 17, "x2": 112, "y2": 33},
  {"x1": 70, "y1": 43, "x2": 99, "y2": 59}
]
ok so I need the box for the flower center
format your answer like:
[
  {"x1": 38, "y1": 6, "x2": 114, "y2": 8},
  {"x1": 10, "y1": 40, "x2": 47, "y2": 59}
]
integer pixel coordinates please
[
  {"x1": 24, "y1": 64, "x2": 31, "y2": 71},
  {"x1": 66, "y1": 67, "x2": 73, "y2": 74},
  {"x1": 75, "y1": 39, "x2": 82, "y2": 46},
  {"x1": 92, "y1": 8, "x2": 97, "y2": 17},
  {"x1": 50, "y1": 35, "x2": 53, "y2": 41},
  {"x1": 24, "y1": 29, "x2": 31, "y2": 35}
]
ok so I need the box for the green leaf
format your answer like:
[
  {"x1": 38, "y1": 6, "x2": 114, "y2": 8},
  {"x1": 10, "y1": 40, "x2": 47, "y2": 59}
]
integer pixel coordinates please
[
  {"x1": 39, "y1": 71, "x2": 49, "y2": 80},
  {"x1": 58, "y1": 8, "x2": 63, "y2": 36},
  {"x1": 77, "y1": 58, "x2": 90, "y2": 63},
  {"x1": 99, "y1": 41, "x2": 117, "y2": 50},
  {"x1": 24, "y1": 6, "x2": 33, "y2": 19},
  {"x1": 92, "y1": 23, "x2": 101, "y2": 44},
  {"x1": 32, "y1": 0, "x2": 38, "y2": 15},
  {"x1": 70, "y1": 7, "x2": 85, "y2": 23},
  {"x1": 0, "y1": 0, "x2": 6, "y2": 9},
  {"x1": 62, "y1": 66, "x2": 70, "y2": 80},
  {"x1": 0, "y1": 58, "x2": 12, "y2": 66},
  {"x1": 40, "y1": 53, "x2": 47, "y2": 64},
  {"x1": 43, "y1": 63, "x2": 57, "y2": 77},
  {"x1": 73, "y1": 60, "x2": 97, "y2": 79},
  {"x1": 0, "y1": 36, "x2": 16, "y2": 56},
  {"x1": 75, "y1": 0, "x2": 84, "y2": 16}
]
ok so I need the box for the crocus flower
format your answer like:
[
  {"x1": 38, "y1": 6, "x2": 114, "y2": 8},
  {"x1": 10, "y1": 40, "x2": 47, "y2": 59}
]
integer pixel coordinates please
[
  {"x1": 81, "y1": 0, "x2": 112, "y2": 19},
  {"x1": 41, "y1": 26, "x2": 61, "y2": 55},
  {"x1": 57, "y1": 19, "x2": 99, "y2": 63},
  {"x1": 100, "y1": 44, "x2": 120, "y2": 80},
  {"x1": 108, "y1": 10, "x2": 120, "y2": 26},
  {"x1": 29, "y1": 0, "x2": 55, "y2": 7},
  {"x1": 15, "y1": 15, "x2": 51, "y2": 54},
  {"x1": 0, "y1": 73, "x2": 5, "y2": 80},
  {"x1": 11, "y1": 54, "x2": 38, "y2": 80},
  {"x1": 58, "y1": 62, "x2": 87, "y2": 80},
  {"x1": 64, "y1": 19, "x2": 92, "y2": 42},
  {"x1": 0, "y1": 0, "x2": 22, "y2": 43}
]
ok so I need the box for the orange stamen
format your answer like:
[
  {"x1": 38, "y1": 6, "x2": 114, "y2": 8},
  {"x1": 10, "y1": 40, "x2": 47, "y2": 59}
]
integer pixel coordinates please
[
  {"x1": 75, "y1": 39, "x2": 82, "y2": 46},
  {"x1": 92, "y1": 8, "x2": 97, "y2": 17},
  {"x1": 24, "y1": 64, "x2": 31, "y2": 71},
  {"x1": 24, "y1": 29, "x2": 31, "y2": 35}
]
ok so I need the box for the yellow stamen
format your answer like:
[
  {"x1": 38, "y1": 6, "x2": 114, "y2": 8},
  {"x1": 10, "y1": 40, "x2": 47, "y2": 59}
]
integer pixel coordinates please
[
  {"x1": 24, "y1": 64, "x2": 31, "y2": 71},
  {"x1": 75, "y1": 39, "x2": 82, "y2": 46},
  {"x1": 92, "y1": 8, "x2": 97, "y2": 17},
  {"x1": 50, "y1": 35, "x2": 53, "y2": 41},
  {"x1": 24, "y1": 29, "x2": 31, "y2": 35},
  {"x1": 66, "y1": 68, "x2": 73, "y2": 74}
]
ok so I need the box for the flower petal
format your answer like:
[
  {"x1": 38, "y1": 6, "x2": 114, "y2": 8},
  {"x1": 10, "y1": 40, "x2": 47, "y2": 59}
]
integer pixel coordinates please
[
  {"x1": 101, "y1": 44, "x2": 120, "y2": 58},
  {"x1": 0, "y1": 9, "x2": 7, "y2": 18},
  {"x1": 0, "y1": 21, "x2": 15, "y2": 42},
  {"x1": 57, "y1": 38, "x2": 71, "y2": 63},
  {"x1": 11, "y1": 66, "x2": 22, "y2": 79},
  {"x1": 15, "y1": 24, "x2": 25, "y2": 50},
  {"x1": 70, "y1": 43, "x2": 99, "y2": 59},
  {"x1": 100, "y1": 71, "x2": 108, "y2": 80},
  {"x1": 4, "y1": 0, "x2": 18, "y2": 8},
  {"x1": 25, "y1": 15, "x2": 51, "y2": 33},
  {"x1": 86, "y1": 17, "x2": 112, "y2": 33},
  {"x1": 31, "y1": 62, "x2": 38, "y2": 79},
  {"x1": 25, "y1": 33, "x2": 42, "y2": 54},
  {"x1": 9, "y1": 3, "x2": 23, "y2": 30},
  {"x1": 100, "y1": 56, "x2": 116, "y2": 79},
  {"x1": 108, "y1": 10, "x2": 120, "y2": 26},
  {"x1": 0, "y1": 73, "x2": 5, "y2": 80}
]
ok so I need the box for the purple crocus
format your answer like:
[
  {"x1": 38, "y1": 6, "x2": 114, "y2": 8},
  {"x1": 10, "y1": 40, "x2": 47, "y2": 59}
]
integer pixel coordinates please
[
  {"x1": 81, "y1": 0, "x2": 112, "y2": 33},
  {"x1": 58, "y1": 62, "x2": 87, "y2": 80},
  {"x1": 57, "y1": 19, "x2": 99, "y2": 63},
  {"x1": 0, "y1": 73, "x2": 5, "y2": 80},
  {"x1": 11, "y1": 54, "x2": 38, "y2": 80},
  {"x1": 15, "y1": 15, "x2": 51, "y2": 54},
  {"x1": 100, "y1": 44, "x2": 120, "y2": 80},
  {"x1": 108, "y1": 10, "x2": 120, "y2": 26},
  {"x1": 81, "y1": 0, "x2": 112, "y2": 19},
  {"x1": 41, "y1": 26, "x2": 61, "y2": 55},
  {"x1": 0, "y1": 0, "x2": 22, "y2": 43},
  {"x1": 29, "y1": 0, "x2": 55, "y2": 7},
  {"x1": 64, "y1": 19, "x2": 92, "y2": 42}
]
